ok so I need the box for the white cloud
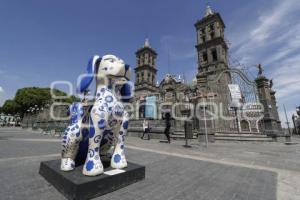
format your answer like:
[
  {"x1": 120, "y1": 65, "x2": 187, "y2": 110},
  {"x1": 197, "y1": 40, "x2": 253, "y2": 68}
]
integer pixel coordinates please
[
  {"x1": 233, "y1": 0, "x2": 300, "y2": 61},
  {"x1": 250, "y1": 0, "x2": 299, "y2": 42}
]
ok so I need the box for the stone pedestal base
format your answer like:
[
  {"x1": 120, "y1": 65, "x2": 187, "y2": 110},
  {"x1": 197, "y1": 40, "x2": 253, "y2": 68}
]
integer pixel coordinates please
[{"x1": 39, "y1": 159, "x2": 145, "y2": 200}]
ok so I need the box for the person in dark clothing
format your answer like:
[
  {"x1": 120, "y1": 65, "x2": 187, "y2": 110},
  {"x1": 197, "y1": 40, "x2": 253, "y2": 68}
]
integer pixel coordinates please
[{"x1": 164, "y1": 113, "x2": 171, "y2": 143}]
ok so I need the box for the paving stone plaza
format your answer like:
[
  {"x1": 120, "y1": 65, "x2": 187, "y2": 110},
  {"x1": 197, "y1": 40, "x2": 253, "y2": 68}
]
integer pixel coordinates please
[
  {"x1": 1, "y1": 1, "x2": 300, "y2": 200},
  {"x1": 1, "y1": 127, "x2": 300, "y2": 200}
]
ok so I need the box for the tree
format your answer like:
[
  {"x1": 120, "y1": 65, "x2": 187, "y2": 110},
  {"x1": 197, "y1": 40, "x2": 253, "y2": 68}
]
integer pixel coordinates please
[
  {"x1": 14, "y1": 87, "x2": 51, "y2": 114},
  {"x1": 1, "y1": 87, "x2": 79, "y2": 116},
  {"x1": 1, "y1": 100, "x2": 20, "y2": 115}
]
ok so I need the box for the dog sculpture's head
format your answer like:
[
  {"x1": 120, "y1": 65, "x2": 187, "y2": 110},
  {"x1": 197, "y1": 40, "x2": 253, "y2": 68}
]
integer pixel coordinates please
[{"x1": 78, "y1": 54, "x2": 132, "y2": 102}]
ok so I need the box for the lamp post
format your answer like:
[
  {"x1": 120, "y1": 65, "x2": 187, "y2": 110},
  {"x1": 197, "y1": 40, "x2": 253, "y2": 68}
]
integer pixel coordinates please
[
  {"x1": 31, "y1": 108, "x2": 35, "y2": 128},
  {"x1": 202, "y1": 97, "x2": 209, "y2": 148},
  {"x1": 292, "y1": 114, "x2": 298, "y2": 135},
  {"x1": 26, "y1": 109, "x2": 30, "y2": 128},
  {"x1": 295, "y1": 106, "x2": 300, "y2": 135},
  {"x1": 283, "y1": 104, "x2": 291, "y2": 136},
  {"x1": 230, "y1": 100, "x2": 241, "y2": 133},
  {"x1": 182, "y1": 91, "x2": 192, "y2": 148},
  {"x1": 15, "y1": 113, "x2": 20, "y2": 126}
]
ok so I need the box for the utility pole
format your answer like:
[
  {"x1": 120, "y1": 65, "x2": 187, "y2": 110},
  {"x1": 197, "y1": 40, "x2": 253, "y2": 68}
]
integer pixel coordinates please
[
  {"x1": 292, "y1": 114, "x2": 297, "y2": 135},
  {"x1": 283, "y1": 104, "x2": 291, "y2": 135},
  {"x1": 203, "y1": 97, "x2": 208, "y2": 148}
]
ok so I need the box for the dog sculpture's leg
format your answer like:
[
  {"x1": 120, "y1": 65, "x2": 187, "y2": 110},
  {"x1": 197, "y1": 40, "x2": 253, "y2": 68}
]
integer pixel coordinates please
[
  {"x1": 100, "y1": 128, "x2": 115, "y2": 162},
  {"x1": 61, "y1": 124, "x2": 82, "y2": 171},
  {"x1": 111, "y1": 111, "x2": 129, "y2": 169},
  {"x1": 82, "y1": 107, "x2": 107, "y2": 176}
]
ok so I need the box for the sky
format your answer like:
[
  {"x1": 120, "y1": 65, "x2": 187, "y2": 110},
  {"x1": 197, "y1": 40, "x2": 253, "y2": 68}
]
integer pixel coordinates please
[{"x1": 0, "y1": 0, "x2": 299, "y2": 126}]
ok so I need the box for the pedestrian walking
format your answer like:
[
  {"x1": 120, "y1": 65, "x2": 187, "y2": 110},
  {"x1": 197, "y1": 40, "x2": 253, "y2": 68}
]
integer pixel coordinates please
[
  {"x1": 164, "y1": 113, "x2": 171, "y2": 143},
  {"x1": 141, "y1": 119, "x2": 151, "y2": 140}
]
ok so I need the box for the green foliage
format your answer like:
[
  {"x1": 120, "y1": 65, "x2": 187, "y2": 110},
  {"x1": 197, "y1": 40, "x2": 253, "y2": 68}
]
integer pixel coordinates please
[
  {"x1": 14, "y1": 87, "x2": 51, "y2": 113},
  {"x1": 2, "y1": 87, "x2": 79, "y2": 116},
  {"x1": 1, "y1": 99, "x2": 20, "y2": 115}
]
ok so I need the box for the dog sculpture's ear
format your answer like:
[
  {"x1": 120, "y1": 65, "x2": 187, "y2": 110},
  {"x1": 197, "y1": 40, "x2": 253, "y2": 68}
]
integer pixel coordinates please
[
  {"x1": 78, "y1": 55, "x2": 101, "y2": 93},
  {"x1": 120, "y1": 82, "x2": 133, "y2": 102},
  {"x1": 119, "y1": 64, "x2": 132, "y2": 102}
]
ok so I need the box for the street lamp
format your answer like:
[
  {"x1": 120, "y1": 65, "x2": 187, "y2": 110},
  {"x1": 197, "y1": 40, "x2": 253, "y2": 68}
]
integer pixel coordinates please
[
  {"x1": 292, "y1": 114, "x2": 298, "y2": 135},
  {"x1": 230, "y1": 100, "x2": 242, "y2": 133}
]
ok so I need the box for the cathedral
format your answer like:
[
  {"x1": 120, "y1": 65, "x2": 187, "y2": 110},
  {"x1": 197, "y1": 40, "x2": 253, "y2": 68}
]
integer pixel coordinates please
[{"x1": 129, "y1": 6, "x2": 283, "y2": 140}]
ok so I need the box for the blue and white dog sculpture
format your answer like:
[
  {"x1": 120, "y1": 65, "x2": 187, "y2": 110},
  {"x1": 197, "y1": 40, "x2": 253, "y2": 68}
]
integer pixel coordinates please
[{"x1": 61, "y1": 54, "x2": 132, "y2": 176}]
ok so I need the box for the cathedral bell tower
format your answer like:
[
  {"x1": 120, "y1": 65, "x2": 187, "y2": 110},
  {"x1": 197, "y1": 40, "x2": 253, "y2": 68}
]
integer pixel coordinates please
[
  {"x1": 194, "y1": 5, "x2": 232, "y2": 132},
  {"x1": 195, "y1": 5, "x2": 230, "y2": 87},
  {"x1": 134, "y1": 38, "x2": 158, "y2": 96}
]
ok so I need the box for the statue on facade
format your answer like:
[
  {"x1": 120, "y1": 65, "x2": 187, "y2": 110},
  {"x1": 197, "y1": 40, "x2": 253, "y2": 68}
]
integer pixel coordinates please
[
  {"x1": 257, "y1": 64, "x2": 263, "y2": 76},
  {"x1": 61, "y1": 54, "x2": 132, "y2": 176},
  {"x1": 269, "y1": 79, "x2": 273, "y2": 89}
]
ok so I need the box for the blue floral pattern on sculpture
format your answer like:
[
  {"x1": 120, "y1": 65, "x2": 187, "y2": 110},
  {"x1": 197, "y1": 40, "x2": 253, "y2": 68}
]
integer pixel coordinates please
[
  {"x1": 94, "y1": 135, "x2": 102, "y2": 143},
  {"x1": 98, "y1": 119, "x2": 106, "y2": 129},
  {"x1": 123, "y1": 121, "x2": 129, "y2": 129},
  {"x1": 89, "y1": 118, "x2": 95, "y2": 138},
  {"x1": 70, "y1": 103, "x2": 84, "y2": 125},
  {"x1": 114, "y1": 154, "x2": 121, "y2": 163},
  {"x1": 105, "y1": 96, "x2": 113, "y2": 103},
  {"x1": 89, "y1": 149, "x2": 95, "y2": 157},
  {"x1": 76, "y1": 131, "x2": 80, "y2": 137},
  {"x1": 86, "y1": 160, "x2": 94, "y2": 171}
]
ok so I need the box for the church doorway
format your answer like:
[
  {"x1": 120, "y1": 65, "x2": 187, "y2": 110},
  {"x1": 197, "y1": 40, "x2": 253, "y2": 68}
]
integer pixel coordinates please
[{"x1": 240, "y1": 120, "x2": 250, "y2": 132}]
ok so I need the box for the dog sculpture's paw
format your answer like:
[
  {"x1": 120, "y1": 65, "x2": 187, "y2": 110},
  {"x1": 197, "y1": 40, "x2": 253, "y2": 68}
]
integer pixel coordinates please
[
  {"x1": 61, "y1": 158, "x2": 75, "y2": 171},
  {"x1": 111, "y1": 153, "x2": 127, "y2": 169},
  {"x1": 82, "y1": 159, "x2": 104, "y2": 176}
]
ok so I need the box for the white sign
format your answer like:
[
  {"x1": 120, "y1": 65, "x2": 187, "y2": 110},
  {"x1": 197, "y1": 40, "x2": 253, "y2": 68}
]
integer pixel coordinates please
[
  {"x1": 228, "y1": 84, "x2": 242, "y2": 100},
  {"x1": 104, "y1": 169, "x2": 126, "y2": 176}
]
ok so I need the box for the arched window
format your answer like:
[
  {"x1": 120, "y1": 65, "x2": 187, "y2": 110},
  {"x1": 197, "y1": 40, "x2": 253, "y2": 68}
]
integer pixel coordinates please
[
  {"x1": 211, "y1": 49, "x2": 218, "y2": 61},
  {"x1": 202, "y1": 52, "x2": 208, "y2": 62}
]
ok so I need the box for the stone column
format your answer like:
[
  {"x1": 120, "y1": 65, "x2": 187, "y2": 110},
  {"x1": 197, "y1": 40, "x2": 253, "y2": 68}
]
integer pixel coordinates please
[
  {"x1": 255, "y1": 76, "x2": 282, "y2": 136},
  {"x1": 270, "y1": 90, "x2": 283, "y2": 131}
]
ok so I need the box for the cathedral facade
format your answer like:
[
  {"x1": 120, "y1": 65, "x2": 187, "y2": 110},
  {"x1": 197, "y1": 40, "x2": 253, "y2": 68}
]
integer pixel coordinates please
[{"x1": 131, "y1": 6, "x2": 282, "y2": 137}]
